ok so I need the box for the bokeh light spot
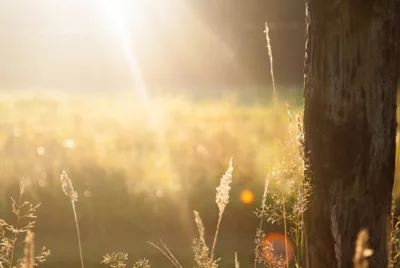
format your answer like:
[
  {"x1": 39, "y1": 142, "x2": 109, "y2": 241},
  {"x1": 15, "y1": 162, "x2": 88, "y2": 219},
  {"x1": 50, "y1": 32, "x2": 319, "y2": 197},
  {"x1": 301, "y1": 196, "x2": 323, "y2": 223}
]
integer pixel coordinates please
[
  {"x1": 38, "y1": 180, "x2": 46, "y2": 187},
  {"x1": 84, "y1": 190, "x2": 92, "y2": 198},
  {"x1": 240, "y1": 189, "x2": 254, "y2": 204},
  {"x1": 263, "y1": 232, "x2": 294, "y2": 264},
  {"x1": 156, "y1": 189, "x2": 164, "y2": 198},
  {"x1": 37, "y1": 146, "x2": 45, "y2": 156},
  {"x1": 63, "y1": 139, "x2": 76, "y2": 149}
]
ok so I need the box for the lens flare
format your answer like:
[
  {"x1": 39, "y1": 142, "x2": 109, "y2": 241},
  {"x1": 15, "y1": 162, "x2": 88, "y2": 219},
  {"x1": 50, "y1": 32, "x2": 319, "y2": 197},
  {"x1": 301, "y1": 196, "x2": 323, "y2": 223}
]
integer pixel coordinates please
[
  {"x1": 263, "y1": 232, "x2": 294, "y2": 264},
  {"x1": 240, "y1": 189, "x2": 254, "y2": 204}
]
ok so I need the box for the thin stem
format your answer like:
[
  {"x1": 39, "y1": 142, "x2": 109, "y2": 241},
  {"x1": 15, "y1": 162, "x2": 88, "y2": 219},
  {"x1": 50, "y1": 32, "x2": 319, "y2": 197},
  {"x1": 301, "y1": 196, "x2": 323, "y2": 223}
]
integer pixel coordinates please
[
  {"x1": 304, "y1": 225, "x2": 310, "y2": 268},
  {"x1": 298, "y1": 175, "x2": 305, "y2": 266},
  {"x1": 9, "y1": 190, "x2": 23, "y2": 268},
  {"x1": 160, "y1": 240, "x2": 182, "y2": 268},
  {"x1": 254, "y1": 216, "x2": 264, "y2": 268},
  {"x1": 296, "y1": 221, "x2": 300, "y2": 264},
  {"x1": 71, "y1": 201, "x2": 84, "y2": 268},
  {"x1": 303, "y1": 195, "x2": 310, "y2": 268},
  {"x1": 148, "y1": 242, "x2": 180, "y2": 268},
  {"x1": 283, "y1": 197, "x2": 289, "y2": 268},
  {"x1": 254, "y1": 178, "x2": 269, "y2": 268},
  {"x1": 211, "y1": 212, "x2": 223, "y2": 260},
  {"x1": 303, "y1": 162, "x2": 310, "y2": 268},
  {"x1": 265, "y1": 22, "x2": 277, "y2": 103}
]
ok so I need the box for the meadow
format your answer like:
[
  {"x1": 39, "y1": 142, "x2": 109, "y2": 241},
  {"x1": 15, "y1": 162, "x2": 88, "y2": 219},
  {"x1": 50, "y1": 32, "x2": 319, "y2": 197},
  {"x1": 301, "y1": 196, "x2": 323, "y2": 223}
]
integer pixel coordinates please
[{"x1": 0, "y1": 88, "x2": 397, "y2": 267}]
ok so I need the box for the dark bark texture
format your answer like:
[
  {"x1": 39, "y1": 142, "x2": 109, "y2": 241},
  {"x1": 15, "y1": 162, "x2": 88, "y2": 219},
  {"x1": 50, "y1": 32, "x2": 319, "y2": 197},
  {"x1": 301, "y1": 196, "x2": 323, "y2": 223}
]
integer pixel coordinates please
[{"x1": 304, "y1": 0, "x2": 399, "y2": 267}]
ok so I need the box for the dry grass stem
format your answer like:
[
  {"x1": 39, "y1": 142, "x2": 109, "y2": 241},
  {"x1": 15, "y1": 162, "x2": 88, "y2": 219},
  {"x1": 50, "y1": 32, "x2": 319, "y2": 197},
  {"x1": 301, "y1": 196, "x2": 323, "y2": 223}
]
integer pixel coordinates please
[
  {"x1": 235, "y1": 252, "x2": 239, "y2": 268},
  {"x1": 212, "y1": 158, "x2": 234, "y2": 260},
  {"x1": 60, "y1": 171, "x2": 84, "y2": 268},
  {"x1": 22, "y1": 231, "x2": 34, "y2": 268},
  {"x1": 264, "y1": 22, "x2": 277, "y2": 102},
  {"x1": 0, "y1": 182, "x2": 49, "y2": 268},
  {"x1": 159, "y1": 240, "x2": 182, "y2": 268},
  {"x1": 282, "y1": 197, "x2": 289, "y2": 268},
  {"x1": 194, "y1": 211, "x2": 206, "y2": 246},
  {"x1": 147, "y1": 241, "x2": 182, "y2": 268},
  {"x1": 254, "y1": 176, "x2": 269, "y2": 268}
]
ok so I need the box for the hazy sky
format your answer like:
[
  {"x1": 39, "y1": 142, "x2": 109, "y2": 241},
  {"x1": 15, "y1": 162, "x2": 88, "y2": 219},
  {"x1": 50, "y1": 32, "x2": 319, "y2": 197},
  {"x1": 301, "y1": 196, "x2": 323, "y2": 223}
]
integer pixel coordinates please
[
  {"x1": 0, "y1": 1, "x2": 108, "y2": 35},
  {"x1": 0, "y1": 1, "x2": 242, "y2": 90},
  {"x1": 0, "y1": 1, "x2": 305, "y2": 90}
]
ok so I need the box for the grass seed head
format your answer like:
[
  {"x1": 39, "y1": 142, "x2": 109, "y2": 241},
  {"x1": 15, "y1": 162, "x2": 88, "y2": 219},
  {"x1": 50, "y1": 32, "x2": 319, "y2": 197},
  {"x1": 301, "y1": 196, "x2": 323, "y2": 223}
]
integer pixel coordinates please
[
  {"x1": 216, "y1": 158, "x2": 233, "y2": 215},
  {"x1": 193, "y1": 211, "x2": 206, "y2": 246},
  {"x1": 60, "y1": 170, "x2": 78, "y2": 203}
]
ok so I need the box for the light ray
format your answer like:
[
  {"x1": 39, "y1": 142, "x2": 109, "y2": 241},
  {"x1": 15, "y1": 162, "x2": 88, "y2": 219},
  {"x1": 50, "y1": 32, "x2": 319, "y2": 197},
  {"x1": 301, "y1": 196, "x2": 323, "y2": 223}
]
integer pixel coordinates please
[
  {"x1": 101, "y1": 0, "x2": 150, "y2": 108},
  {"x1": 145, "y1": 0, "x2": 247, "y2": 81}
]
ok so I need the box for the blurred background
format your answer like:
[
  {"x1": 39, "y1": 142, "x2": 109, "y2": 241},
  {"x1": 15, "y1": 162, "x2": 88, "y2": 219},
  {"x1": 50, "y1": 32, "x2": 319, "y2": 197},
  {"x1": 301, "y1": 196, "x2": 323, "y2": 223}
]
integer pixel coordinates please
[
  {"x1": 0, "y1": 1, "x2": 395, "y2": 267},
  {"x1": 0, "y1": 0, "x2": 305, "y2": 91}
]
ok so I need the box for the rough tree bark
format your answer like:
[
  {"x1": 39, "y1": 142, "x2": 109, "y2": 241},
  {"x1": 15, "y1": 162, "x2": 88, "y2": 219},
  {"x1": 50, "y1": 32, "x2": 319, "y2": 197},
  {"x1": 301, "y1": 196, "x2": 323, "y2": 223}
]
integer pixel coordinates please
[{"x1": 303, "y1": 0, "x2": 399, "y2": 267}]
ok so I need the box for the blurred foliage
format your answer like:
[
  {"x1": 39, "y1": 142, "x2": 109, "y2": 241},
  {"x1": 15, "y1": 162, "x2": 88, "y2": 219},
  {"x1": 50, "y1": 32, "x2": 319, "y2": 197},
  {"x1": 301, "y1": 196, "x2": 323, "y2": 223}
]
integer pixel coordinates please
[
  {"x1": 1, "y1": 90, "x2": 399, "y2": 267},
  {"x1": 0, "y1": 91, "x2": 304, "y2": 266}
]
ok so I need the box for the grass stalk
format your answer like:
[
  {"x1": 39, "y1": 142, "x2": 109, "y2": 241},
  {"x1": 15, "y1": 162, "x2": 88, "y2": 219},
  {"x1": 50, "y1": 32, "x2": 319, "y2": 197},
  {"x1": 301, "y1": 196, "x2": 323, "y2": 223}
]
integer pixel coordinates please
[
  {"x1": 8, "y1": 186, "x2": 23, "y2": 268},
  {"x1": 304, "y1": 216, "x2": 310, "y2": 268},
  {"x1": 22, "y1": 230, "x2": 34, "y2": 268},
  {"x1": 265, "y1": 22, "x2": 277, "y2": 103},
  {"x1": 159, "y1": 240, "x2": 182, "y2": 268},
  {"x1": 60, "y1": 171, "x2": 84, "y2": 268},
  {"x1": 211, "y1": 214, "x2": 223, "y2": 260},
  {"x1": 235, "y1": 252, "x2": 240, "y2": 268},
  {"x1": 282, "y1": 196, "x2": 289, "y2": 268},
  {"x1": 71, "y1": 201, "x2": 84, "y2": 268},
  {"x1": 148, "y1": 241, "x2": 182, "y2": 268},
  {"x1": 253, "y1": 177, "x2": 269, "y2": 268},
  {"x1": 212, "y1": 158, "x2": 233, "y2": 261}
]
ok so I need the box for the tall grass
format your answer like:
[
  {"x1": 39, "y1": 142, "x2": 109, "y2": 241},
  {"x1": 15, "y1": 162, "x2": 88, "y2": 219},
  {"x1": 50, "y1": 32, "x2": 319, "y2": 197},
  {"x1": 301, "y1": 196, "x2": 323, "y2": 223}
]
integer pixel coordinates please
[
  {"x1": 264, "y1": 22, "x2": 277, "y2": 103},
  {"x1": 234, "y1": 252, "x2": 239, "y2": 268},
  {"x1": 146, "y1": 158, "x2": 233, "y2": 267},
  {"x1": 0, "y1": 182, "x2": 50, "y2": 268},
  {"x1": 0, "y1": 107, "x2": 397, "y2": 267},
  {"x1": 2, "y1": 94, "x2": 400, "y2": 267},
  {"x1": 251, "y1": 104, "x2": 311, "y2": 268},
  {"x1": 60, "y1": 171, "x2": 84, "y2": 268},
  {"x1": 21, "y1": 231, "x2": 34, "y2": 268},
  {"x1": 211, "y1": 158, "x2": 233, "y2": 260}
]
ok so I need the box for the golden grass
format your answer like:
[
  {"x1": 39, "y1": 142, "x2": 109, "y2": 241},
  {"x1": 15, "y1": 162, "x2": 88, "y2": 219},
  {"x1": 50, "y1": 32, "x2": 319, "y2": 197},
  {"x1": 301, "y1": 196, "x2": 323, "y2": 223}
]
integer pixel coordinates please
[{"x1": 1, "y1": 92, "x2": 400, "y2": 267}]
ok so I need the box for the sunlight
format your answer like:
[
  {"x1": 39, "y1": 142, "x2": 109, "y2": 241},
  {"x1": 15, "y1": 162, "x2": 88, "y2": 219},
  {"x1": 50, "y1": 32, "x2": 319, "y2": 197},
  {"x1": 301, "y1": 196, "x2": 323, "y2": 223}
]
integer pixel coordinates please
[
  {"x1": 100, "y1": 0, "x2": 150, "y2": 108},
  {"x1": 100, "y1": 0, "x2": 242, "y2": 93}
]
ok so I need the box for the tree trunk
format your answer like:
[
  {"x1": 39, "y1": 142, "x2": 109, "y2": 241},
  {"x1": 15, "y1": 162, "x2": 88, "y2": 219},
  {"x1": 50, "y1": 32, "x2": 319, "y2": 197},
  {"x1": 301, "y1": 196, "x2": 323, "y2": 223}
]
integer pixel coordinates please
[{"x1": 303, "y1": 1, "x2": 399, "y2": 267}]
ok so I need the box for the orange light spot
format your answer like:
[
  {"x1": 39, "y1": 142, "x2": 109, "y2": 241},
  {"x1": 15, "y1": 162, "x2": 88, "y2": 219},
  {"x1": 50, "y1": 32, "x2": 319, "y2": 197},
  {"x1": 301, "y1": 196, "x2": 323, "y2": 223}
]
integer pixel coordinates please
[
  {"x1": 240, "y1": 189, "x2": 254, "y2": 204},
  {"x1": 263, "y1": 232, "x2": 294, "y2": 264}
]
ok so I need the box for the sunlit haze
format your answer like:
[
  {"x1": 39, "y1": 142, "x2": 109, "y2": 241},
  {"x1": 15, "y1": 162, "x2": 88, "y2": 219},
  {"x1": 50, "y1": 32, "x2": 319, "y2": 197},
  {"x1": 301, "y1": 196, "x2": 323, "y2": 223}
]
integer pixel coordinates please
[
  {"x1": 0, "y1": 0, "x2": 249, "y2": 91},
  {"x1": 0, "y1": 1, "x2": 312, "y2": 267}
]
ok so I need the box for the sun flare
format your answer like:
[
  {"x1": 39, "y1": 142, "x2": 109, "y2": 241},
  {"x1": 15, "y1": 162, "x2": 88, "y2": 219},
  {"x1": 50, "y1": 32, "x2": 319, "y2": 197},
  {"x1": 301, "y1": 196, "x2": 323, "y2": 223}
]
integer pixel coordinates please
[{"x1": 100, "y1": 0, "x2": 150, "y2": 107}]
